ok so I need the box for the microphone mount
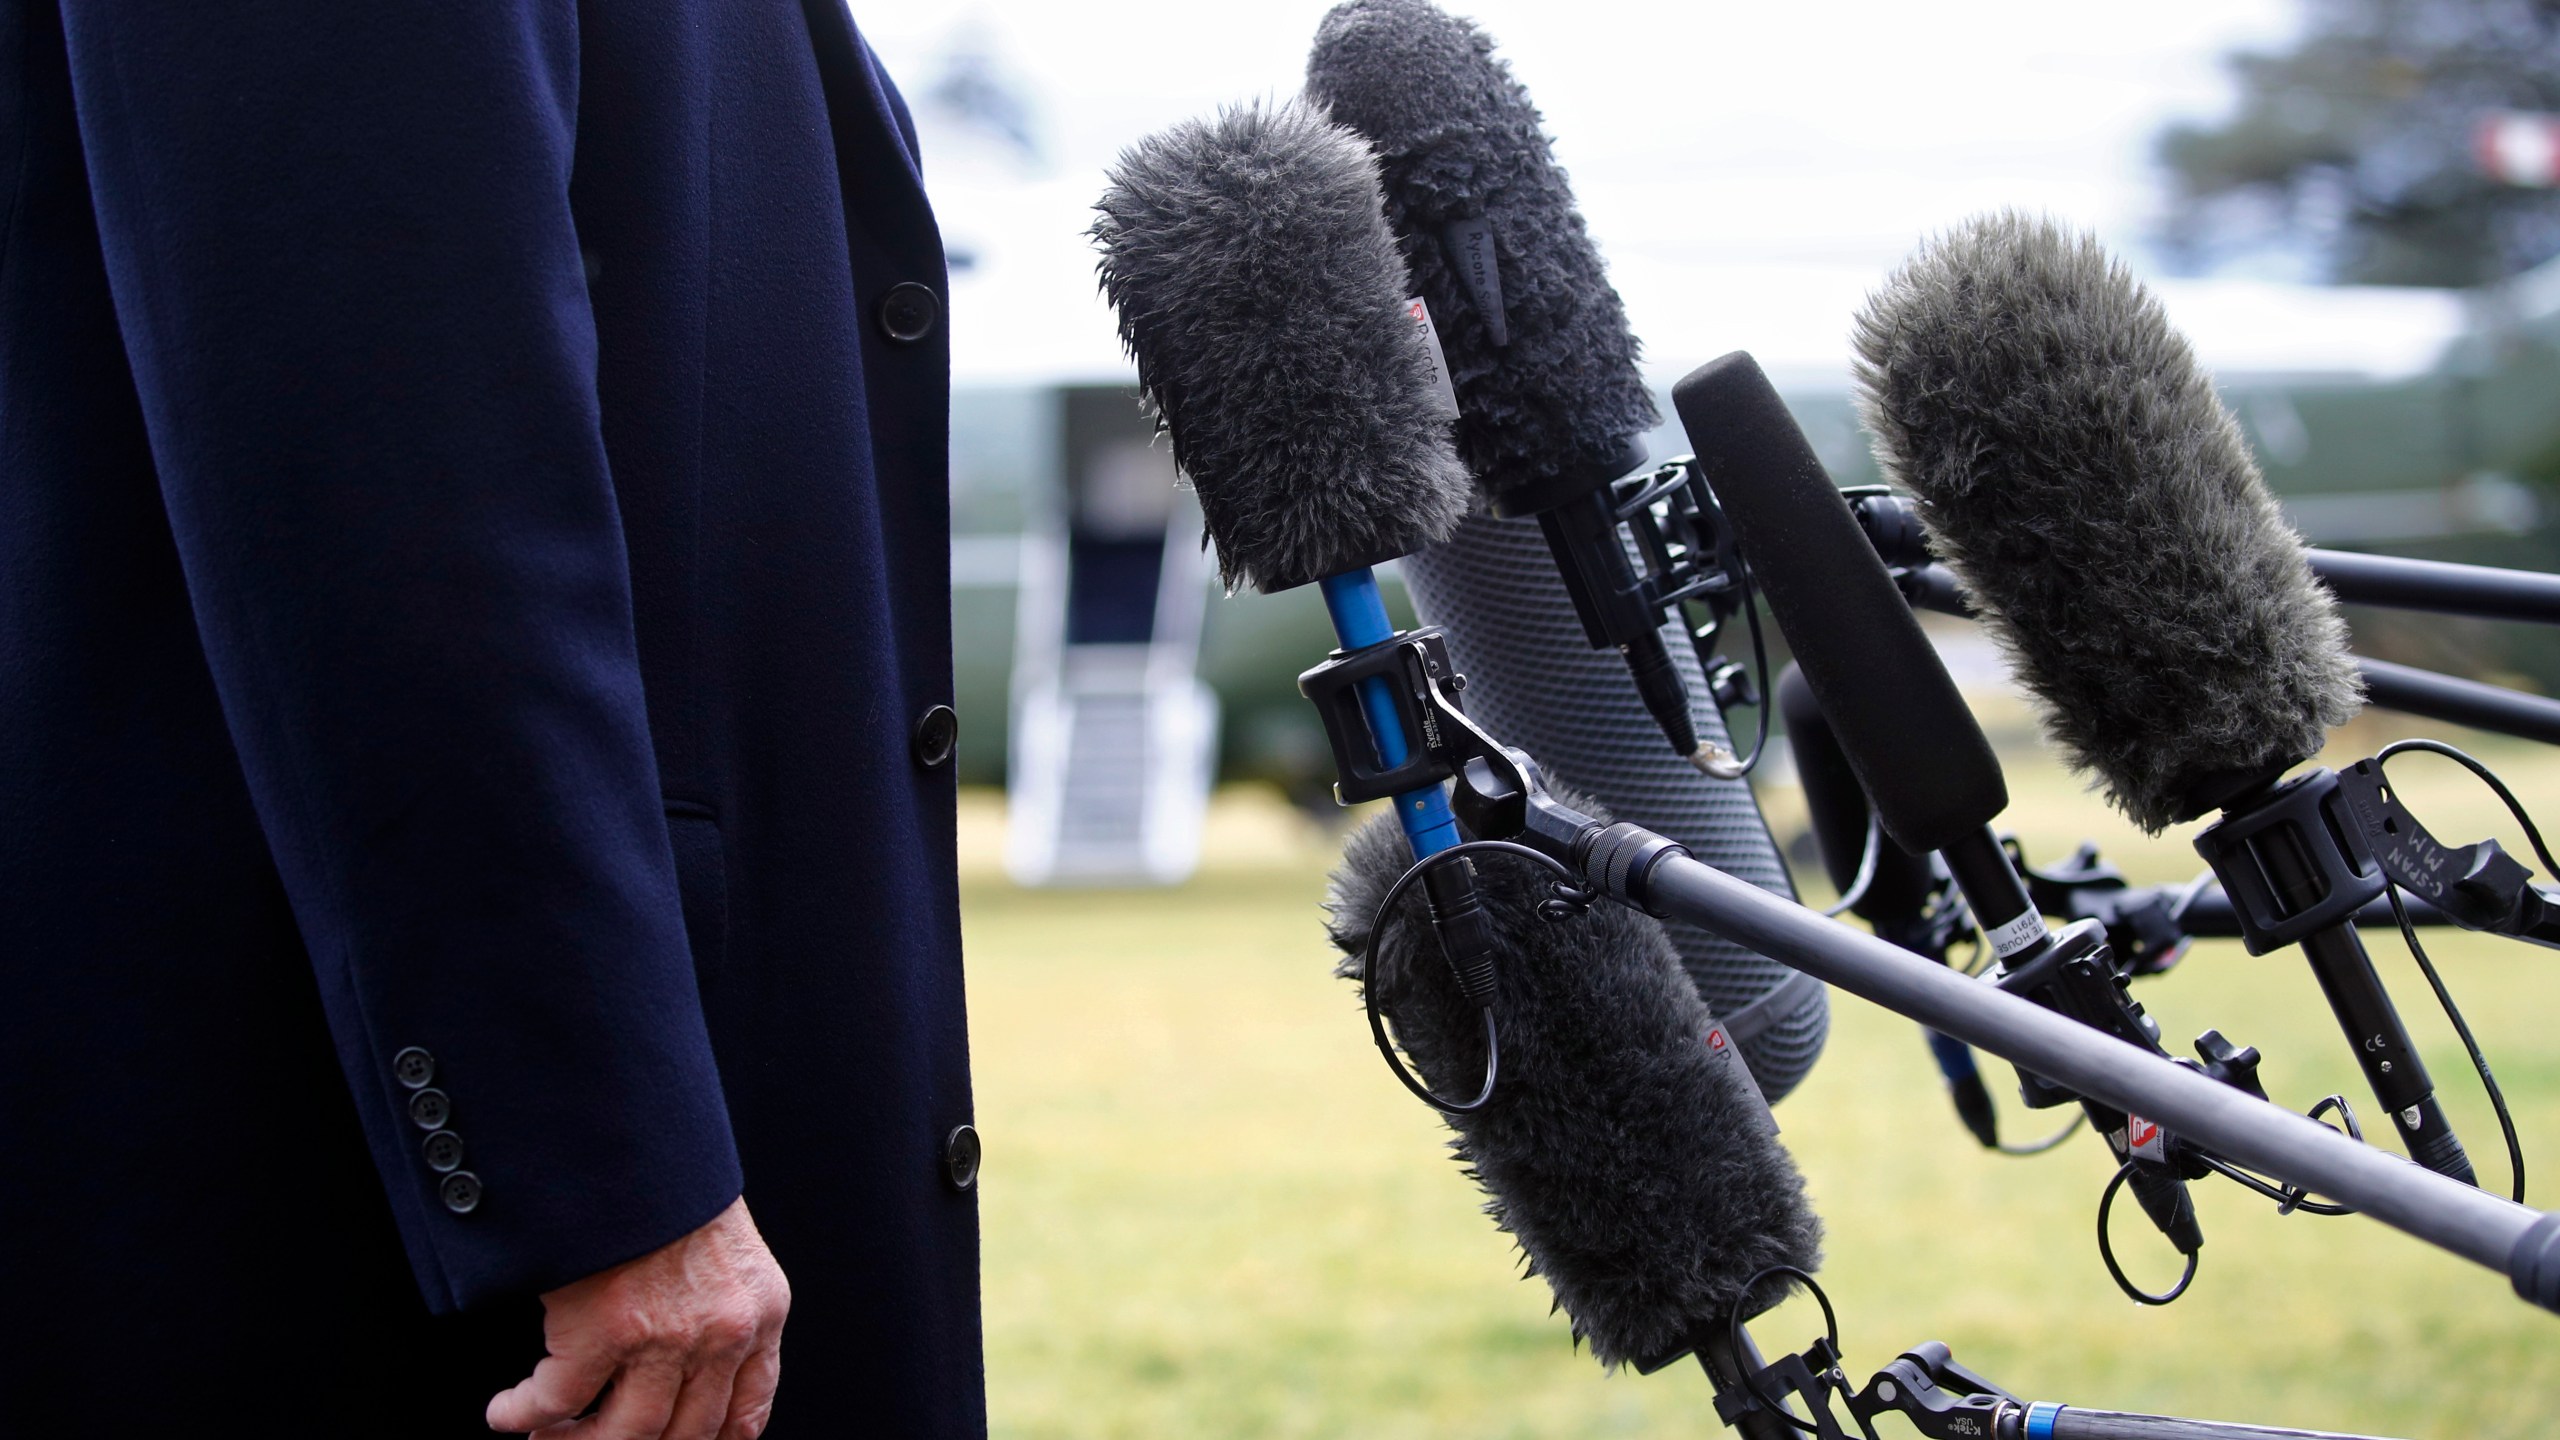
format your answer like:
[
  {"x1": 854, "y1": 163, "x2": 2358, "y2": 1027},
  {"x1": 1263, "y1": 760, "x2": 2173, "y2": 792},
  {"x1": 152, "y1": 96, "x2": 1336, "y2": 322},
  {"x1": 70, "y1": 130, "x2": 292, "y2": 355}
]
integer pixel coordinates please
[
  {"x1": 2193, "y1": 766, "x2": 2480, "y2": 1184},
  {"x1": 1474, "y1": 448, "x2": 1777, "y2": 775}
]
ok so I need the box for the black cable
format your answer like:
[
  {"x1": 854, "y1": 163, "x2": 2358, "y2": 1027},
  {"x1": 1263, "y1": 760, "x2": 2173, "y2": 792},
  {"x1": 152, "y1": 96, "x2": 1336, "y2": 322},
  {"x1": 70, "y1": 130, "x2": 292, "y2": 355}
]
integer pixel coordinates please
[
  {"x1": 2382, "y1": 879, "x2": 2524, "y2": 1204},
  {"x1": 2195, "y1": 1154, "x2": 2356, "y2": 1217},
  {"x1": 2095, "y1": 1162, "x2": 2200, "y2": 1306},
  {"x1": 2180, "y1": 1095, "x2": 2359, "y2": 1216},
  {"x1": 1821, "y1": 813, "x2": 1882, "y2": 919},
  {"x1": 1725, "y1": 555, "x2": 1774, "y2": 777},
  {"x1": 1994, "y1": 1112, "x2": 2086, "y2": 1157},
  {"x1": 1726, "y1": 1266, "x2": 1838, "y2": 1436},
  {"x1": 2373, "y1": 741, "x2": 2530, "y2": 1205},
  {"x1": 1360, "y1": 839, "x2": 1589, "y2": 1116},
  {"x1": 1952, "y1": 928, "x2": 1990, "y2": 978},
  {"x1": 2378, "y1": 737, "x2": 2560, "y2": 875}
]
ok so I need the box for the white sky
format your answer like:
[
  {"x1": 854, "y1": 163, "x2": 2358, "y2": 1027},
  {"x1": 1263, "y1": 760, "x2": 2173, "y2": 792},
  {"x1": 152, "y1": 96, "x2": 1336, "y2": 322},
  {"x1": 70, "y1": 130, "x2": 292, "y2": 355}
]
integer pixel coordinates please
[{"x1": 858, "y1": 1, "x2": 2474, "y2": 387}]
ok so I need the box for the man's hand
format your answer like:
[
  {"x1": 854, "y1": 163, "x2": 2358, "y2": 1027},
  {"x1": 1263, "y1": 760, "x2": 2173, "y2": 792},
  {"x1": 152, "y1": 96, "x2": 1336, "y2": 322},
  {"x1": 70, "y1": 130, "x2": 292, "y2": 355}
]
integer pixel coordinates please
[{"x1": 487, "y1": 1197, "x2": 790, "y2": 1440}]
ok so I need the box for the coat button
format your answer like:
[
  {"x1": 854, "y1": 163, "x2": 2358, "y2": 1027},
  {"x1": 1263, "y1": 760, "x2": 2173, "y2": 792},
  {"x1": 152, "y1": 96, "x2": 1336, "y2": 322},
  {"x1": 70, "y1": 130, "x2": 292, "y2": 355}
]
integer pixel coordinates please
[
  {"x1": 912, "y1": 704, "x2": 958, "y2": 768},
  {"x1": 943, "y1": 1124, "x2": 980, "y2": 1191},
  {"x1": 878, "y1": 281, "x2": 940, "y2": 343},
  {"x1": 440, "y1": 1171, "x2": 483, "y2": 1214},
  {"x1": 422, "y1": 1130, "x2": 466, "y2": 1174},
  {"x1": 407, "y1": 1088, "x2": 452, "y2": 1131},
  {"x1": 392, "y1": 1047, "x2": 436, "y2": 1089}
]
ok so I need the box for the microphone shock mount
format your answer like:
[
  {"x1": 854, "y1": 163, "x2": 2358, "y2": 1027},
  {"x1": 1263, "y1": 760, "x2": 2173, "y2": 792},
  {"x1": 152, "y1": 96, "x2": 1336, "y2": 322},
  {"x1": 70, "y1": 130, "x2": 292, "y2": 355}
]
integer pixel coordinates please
[
  {"x1": 2194, "y1": 767, "x2": 2476, "y2": 1185},
  {"x1": 1494, "y1": 449, "x2": 1774, "y2": 775}
]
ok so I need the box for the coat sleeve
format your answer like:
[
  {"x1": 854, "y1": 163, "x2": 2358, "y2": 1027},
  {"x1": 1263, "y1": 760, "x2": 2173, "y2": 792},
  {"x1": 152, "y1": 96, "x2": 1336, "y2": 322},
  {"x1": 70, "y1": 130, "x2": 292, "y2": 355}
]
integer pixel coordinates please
[{"x1": 58, "y1": 1, "x2": 743, "y2": 1312}]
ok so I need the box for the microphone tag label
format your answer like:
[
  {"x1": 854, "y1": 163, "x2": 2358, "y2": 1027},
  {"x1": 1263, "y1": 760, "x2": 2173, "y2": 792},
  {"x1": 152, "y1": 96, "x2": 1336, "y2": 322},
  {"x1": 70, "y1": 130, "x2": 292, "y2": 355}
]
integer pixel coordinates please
[
  {"x1": 1982, "y1": 909, "x2": 2045, "y2": 961},
  {"x1": 2125, "y1": 1113, "x2": 2167, "y2": 1163},
  {"x1": 1403, "y1": 297, "x2": 1462, "y2": 421},
  {"x1": 1702, "y1": 1019, "x2": 1780, "y2": 1136},
  {"x1": 1440, "y1": 218, "x2": 1509, "y2": 347}
]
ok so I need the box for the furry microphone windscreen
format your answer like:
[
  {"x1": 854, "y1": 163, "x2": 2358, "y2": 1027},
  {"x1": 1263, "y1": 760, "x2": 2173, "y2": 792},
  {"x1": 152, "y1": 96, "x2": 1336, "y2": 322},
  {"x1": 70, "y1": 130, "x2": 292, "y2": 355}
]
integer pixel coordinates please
[
  {"x1": 1306, "y1": 0, "x2": 1658, "y2": 498},
  {"x1": 1851, "y1": 212, "x2": 2362, "y2": 832},
  {"x1": 1327, "y1": 808, "x2": 1823, "y2": 1368},
  {"x1": 1092, "y1": 101, "x2": 1473, "y2": 594}
]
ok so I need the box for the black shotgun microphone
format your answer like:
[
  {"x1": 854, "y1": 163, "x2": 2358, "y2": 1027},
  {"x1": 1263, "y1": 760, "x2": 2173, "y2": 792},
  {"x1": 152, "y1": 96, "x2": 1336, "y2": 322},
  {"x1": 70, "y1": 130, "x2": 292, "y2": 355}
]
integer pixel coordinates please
[
  {"x1": 1306, "y1": 0, "x2": 1712, "y2": 773},
  {"x1": 1853, "y1": 212, "x2": 2476, "y2": 1186},
  {"x1": 1330, "y1": 801, "x2": 1821, "y2": 1429},
  {"x1": 1674, "y1": 352, "x2": 2207, "y2": 1276},
  {"x1": 1674, "y1": 355, "x2": 2004, "y2": 859}
]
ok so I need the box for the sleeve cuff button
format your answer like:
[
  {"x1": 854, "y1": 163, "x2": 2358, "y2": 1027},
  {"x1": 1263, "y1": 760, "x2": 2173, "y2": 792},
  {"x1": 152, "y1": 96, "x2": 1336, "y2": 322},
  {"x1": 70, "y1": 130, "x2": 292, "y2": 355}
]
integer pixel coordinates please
[
  {"x1": 439, "y1": 1171, "x2": 483, "y2": 1215},
  {"x1": 407, "y1": 1088, "x2": 452, "y2": 1131},
  {"x1": 392, "y1": 1047, "x2": 436, "y2": 1089},
  {"x1": 422, "y1": 1130, "x2": 465, "y2": 1174}
]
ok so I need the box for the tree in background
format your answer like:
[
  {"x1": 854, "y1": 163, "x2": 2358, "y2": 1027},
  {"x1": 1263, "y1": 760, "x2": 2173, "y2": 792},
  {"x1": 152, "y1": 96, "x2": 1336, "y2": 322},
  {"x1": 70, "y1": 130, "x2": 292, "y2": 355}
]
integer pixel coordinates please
[{"x1": 2159, "y1": 0, "x2": 2560, "y2": 286}]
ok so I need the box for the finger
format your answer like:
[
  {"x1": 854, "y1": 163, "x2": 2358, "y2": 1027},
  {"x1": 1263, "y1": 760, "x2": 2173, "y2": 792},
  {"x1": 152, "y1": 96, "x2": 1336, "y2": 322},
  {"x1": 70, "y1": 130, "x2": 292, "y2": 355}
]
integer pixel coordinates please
[
  {"x1": 489, "y1": 1351, "x2": 618, "y2": 1434},
  {"x1": 655, "y1": 1303, "x2": 764, "y2": 1440},
  {"x1": 659, "y1": 1355, "x2": 741, "y2": 1440},
  {"x1": 714, "y1": 1343, "x2": 781, "y2": 1440},
  {"x1": 579, "y1": 1351, "x2": 683, "y2": 1440}
]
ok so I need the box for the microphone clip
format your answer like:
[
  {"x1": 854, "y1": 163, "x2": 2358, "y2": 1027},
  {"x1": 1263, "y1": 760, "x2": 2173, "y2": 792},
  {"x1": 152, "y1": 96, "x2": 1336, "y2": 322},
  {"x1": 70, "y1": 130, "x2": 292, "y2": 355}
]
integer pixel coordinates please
[
  {"x1": 1294, "y1": 613, "x2": 1687, "y2": 916},
  {"x1": 1296, "y1": 619, "x2": 1589, "y2": 857},
  {"x1": 1611, "y1": 457, "x2": 1750, "y2": 634},
  {"x1": 2192, "y1": 768, "x2": 2388, "y2": 955},
  {"x1": 1298, "y1": 626, "x2": 1473, "y2": 805}
]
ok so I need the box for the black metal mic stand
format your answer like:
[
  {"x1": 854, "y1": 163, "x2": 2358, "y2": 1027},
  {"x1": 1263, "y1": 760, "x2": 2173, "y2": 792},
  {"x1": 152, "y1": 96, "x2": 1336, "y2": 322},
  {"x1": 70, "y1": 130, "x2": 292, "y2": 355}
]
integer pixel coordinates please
[
  {"x1": 1847, "y1": 493, "x2": 2560, "y2": 747},
  {"x1": 1851, "y1": 491, "x2": 2560, "y2": 628},
  {"x1": 2355, "y1": 656, "x2": 2560, "y2": 746},
  {"x1": 2308, "y1": 548, "x2": 2560, "y2": 625}
]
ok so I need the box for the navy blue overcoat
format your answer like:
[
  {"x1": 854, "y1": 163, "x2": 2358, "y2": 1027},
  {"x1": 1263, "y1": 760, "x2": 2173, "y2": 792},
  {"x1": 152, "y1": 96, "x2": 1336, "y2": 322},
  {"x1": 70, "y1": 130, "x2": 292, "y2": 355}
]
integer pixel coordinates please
[{"x1": 0, "y1": 1, "x2": 980, "y2": 1432}]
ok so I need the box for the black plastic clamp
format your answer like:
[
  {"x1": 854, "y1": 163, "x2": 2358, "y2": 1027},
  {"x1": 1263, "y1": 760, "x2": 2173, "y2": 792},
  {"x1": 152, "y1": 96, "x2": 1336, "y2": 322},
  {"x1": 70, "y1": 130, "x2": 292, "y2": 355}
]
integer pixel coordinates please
[
  {"x1": 2192, "y1": 769, "x2": 2387, "y2": 955},
  {"x1": 1297, "y1": 627, "x2": 1465, "y2": 806}
]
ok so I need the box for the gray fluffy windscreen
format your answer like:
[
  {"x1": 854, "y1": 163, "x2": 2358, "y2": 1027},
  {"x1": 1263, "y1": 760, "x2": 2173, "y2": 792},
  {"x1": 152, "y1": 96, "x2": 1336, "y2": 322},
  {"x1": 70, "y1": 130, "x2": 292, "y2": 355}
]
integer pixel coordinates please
[
  {"x1": 1091, "y1": 100, "x2": 1472, "y2": 593},
  {"x1": 1326, "y1": 809, "x2": 1822, "y2": 1368},
  {"x1": 1851, "y1": 212, "x2": 2362, "y2": 832},
  {"x1": 1306, "y1": 0, "x2": 1659, "y2": 496}
]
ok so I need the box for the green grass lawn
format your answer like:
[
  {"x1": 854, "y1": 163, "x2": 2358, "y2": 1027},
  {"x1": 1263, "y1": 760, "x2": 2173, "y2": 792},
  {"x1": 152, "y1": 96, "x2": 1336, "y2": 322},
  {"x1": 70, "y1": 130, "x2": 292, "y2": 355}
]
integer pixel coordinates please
[{"x1": 961, "y1": 722, "x2": 2560, "y2": 1438}]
